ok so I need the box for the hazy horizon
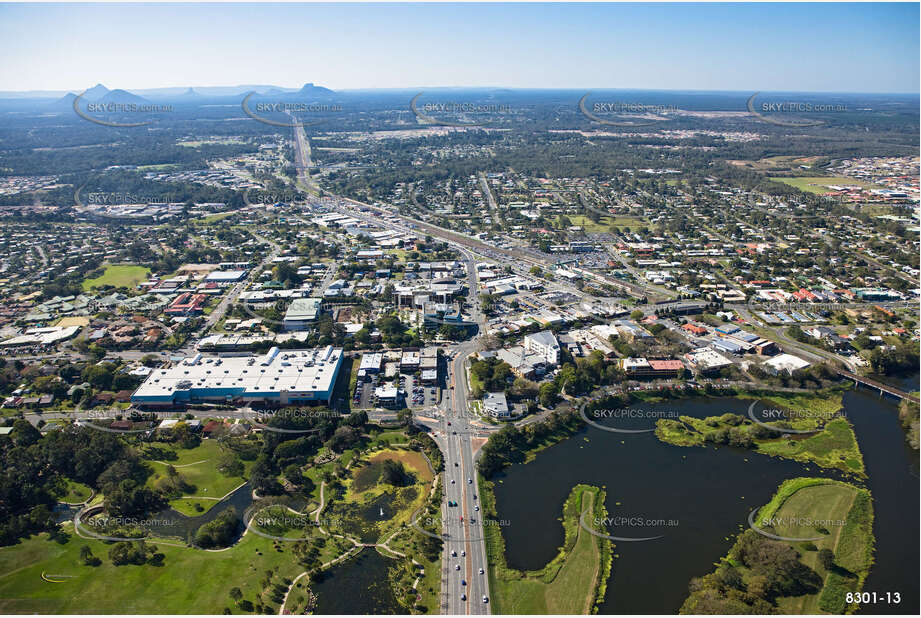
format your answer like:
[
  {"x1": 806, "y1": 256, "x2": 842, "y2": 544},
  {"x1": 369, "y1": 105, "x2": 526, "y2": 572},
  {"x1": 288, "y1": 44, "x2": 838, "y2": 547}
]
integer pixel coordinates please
[{"x1": 1, "y1": 2, "x2": 918, "y2": 94}]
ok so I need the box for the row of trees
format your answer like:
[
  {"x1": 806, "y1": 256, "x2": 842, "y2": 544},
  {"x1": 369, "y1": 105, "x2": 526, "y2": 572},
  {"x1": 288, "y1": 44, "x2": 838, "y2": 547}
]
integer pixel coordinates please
[{"x1": 478, "y1": 408, "x2": 584, "y2": 478}]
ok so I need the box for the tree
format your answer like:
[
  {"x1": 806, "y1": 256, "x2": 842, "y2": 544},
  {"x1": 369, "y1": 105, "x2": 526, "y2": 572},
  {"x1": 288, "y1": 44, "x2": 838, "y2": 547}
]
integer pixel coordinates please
[
  {"x1": 380, "y1": 460, "x2": 412, "y2": 486},
  {"x1": 194, "y1": 508, "x2": 240, "y2": 549},
  {"x1": 326, "y1": 426, "x2": 359, "y2": 453},
  {"x1": 10, "y1": 419, "x2": 41, "y2": 447},
  {"x1": 538, "y1": 382, "x2": 559, "y2": 408},
  {"x1": 396, "y1": 408, "x2": 413, "y2": 426},
  {"x1": 817, "y1": 548, "x2": 835, "y2": 571},
  {"x1": 79, "y1": 544, "x2": 100, "y2": 566},
  {"x1": 82, "y1": 364, "x2": 114, "y2": 390}
]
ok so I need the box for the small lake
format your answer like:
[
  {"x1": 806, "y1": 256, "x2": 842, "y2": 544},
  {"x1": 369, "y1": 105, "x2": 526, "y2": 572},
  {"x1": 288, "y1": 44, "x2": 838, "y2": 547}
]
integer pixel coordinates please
[
  {"x1": 141, "y1": 484, "x2": 306, "y2": 544},
  {"x1": 142, "y1": 481, "x2": 257, "y2": 542},
  {"x1": 311, "y1": 548, "x2": 402, "y2": 614},
  {"x1": 490, "y1": 391, "x2": 919, "y2": 614}
]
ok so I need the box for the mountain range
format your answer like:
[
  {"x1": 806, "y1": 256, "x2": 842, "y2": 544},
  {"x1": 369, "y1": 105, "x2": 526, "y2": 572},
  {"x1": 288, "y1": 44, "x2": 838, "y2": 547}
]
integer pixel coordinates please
[{"x1": 4, "y1": 82, "x2": 337, "y2": 102}]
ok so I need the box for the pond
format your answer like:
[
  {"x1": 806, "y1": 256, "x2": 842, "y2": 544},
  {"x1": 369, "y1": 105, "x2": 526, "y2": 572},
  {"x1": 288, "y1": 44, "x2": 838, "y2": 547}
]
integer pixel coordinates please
[{"x1": 311, "y1": 548, "x2": 402, "y2": 614}]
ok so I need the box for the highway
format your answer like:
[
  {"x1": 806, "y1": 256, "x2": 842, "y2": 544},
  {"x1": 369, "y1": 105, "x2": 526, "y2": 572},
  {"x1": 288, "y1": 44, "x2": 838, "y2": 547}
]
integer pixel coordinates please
[
  {"x1": 439, "y1": 251, "x2": 491, "y2": 615},
  {"x1": 296, "y1": 140, "x2": 646, "y2": 301}
]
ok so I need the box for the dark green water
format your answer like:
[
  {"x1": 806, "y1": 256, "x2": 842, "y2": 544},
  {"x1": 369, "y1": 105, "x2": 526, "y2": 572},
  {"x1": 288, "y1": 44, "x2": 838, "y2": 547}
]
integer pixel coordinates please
[
  {"x1": 490, "y1": 391, "x2": 918, "y2": 614},
  {"x1": 311, "y1": 548, "x2": 402, "y2": 614}
]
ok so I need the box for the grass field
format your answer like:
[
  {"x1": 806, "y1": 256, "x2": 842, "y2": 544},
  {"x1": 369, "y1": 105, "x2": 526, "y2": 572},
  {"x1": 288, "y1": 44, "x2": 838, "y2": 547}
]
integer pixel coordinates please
[
  {"x1": 769, "y1": 176, "x2": 883, "y2": 194},
  {"x1": 681, "y1": 477, "x2": 873, "y2": 614},
  {"x1": 556, "y1": 214, "x2": 645, "y2": 233},
  {"x1": 1, "y1": 440, "x2": 439, "y2": 614},
  {"x1": 142, "y1": 440, "x2": 251, "y2": 516},
  {"x1": 135, "y1": 163, "x2": 182, "y2": 172},
  {"x1": 192, "y1": 212, "x2": 236, "y2": 224},
  {"x1": 760, "y1": 478, "x2": 874, "y2": 614},
  {"x1": 0, "y1": 524, "x2": 311, "y2": 614},
  {"x1": 81, "y1": 264, "x2": 150, "y2": 291},
  {"x1": 729, "y1": 155, "x2": 825, "y2": 172},
  {"x1": 484, "y1": 482, "x2": 612, "y2": 614}
]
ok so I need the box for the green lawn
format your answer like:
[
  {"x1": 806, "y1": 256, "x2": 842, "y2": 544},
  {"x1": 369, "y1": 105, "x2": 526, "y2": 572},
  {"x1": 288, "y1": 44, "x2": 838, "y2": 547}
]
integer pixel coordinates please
[
  {"x1": 81, "y1": 264, "x2": 150, "y2": 291},
  {"x1": 761, "y1": 479, "x2": 874, "y2": 614},
  {"x1": 192, "y1": 212, "x2": 236, "y2": 224},
  {"x1": 135, "y1": 163, "x2": 182, "y2": 172},
  {"x1": 485, "y1": 483, "x2": 611, "y2": 614},
  {"x1": 142, "y1": 440, "x2": 251, "y2": 516},
  {"x1": 0, "y1": 525, "x2": 307, "y2": 614},
  {"x1": 769, "y1": 176, "x2": 883, "y2": 194},
  {"x1": 556, "y1": 214, "x2": 645, "y2": 233},
  {"x1": 51, "y1": 479, "x2": 93, "y2": 504}
]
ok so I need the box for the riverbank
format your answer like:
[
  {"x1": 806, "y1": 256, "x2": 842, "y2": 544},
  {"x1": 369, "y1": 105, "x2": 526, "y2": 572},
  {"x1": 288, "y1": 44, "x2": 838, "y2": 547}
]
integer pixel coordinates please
[
  {"x1": 478, "y1": 408, "x2": 585, "y2": 478},
  {"x1": 680, "y1": 477, "x2": 874, "y2": 614},
  {"x1": 481, "y1": 481, "x2": 612, "y2": 614}
]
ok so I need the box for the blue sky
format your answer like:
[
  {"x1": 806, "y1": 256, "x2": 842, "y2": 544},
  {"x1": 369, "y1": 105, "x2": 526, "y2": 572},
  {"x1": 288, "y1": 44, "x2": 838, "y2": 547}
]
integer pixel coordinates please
[{"x1": 1, "y1": 2, "x2": 917, "y2": 93}]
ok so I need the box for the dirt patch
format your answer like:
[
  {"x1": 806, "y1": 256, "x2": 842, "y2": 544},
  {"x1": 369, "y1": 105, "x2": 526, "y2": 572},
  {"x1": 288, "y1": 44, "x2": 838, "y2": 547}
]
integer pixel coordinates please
[{"x1": 367, "y1": 450, "x2": 434, "y2": 483}]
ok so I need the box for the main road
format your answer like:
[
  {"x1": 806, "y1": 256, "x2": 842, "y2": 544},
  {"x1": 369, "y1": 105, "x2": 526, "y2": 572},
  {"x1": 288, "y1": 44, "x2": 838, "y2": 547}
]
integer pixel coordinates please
[{"x1": 438, "y1": 247, "x2": 491, "y2": 615}]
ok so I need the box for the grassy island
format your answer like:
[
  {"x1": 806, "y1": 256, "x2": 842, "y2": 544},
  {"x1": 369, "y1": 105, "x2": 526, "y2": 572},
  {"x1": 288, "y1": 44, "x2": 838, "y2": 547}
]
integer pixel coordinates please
[
  {"x1": 655, "y1": 392, "x2": 864, "y2": 476},
  {"x1": 681, "y1": 477, "x2": 874, "y2": 614}
]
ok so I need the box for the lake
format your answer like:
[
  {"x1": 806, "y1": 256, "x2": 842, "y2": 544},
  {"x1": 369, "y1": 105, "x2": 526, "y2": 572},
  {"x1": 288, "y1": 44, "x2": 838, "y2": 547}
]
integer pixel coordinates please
[{"x1": 490, "y1": 390, "x2": 919, "y2": 614}]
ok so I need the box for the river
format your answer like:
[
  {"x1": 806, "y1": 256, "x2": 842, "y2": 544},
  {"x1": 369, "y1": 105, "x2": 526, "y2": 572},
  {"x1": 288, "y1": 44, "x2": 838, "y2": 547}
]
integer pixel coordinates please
[{"x1": 490, "y1": 390, "x2": 919, "y2": 614}]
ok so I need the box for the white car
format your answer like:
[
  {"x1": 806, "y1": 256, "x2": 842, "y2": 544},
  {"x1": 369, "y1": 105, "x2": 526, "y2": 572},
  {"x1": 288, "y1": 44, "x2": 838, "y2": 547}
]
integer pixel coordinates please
[
  {"x1": 455, "y1": 564, "x2": 460, "y2": 570},
  {"x1": 482, "y1": 596, "x2": 489, "y2": 603},
  {"x1": 479, "y1": 567, "x2": 485, "y2": 574}
]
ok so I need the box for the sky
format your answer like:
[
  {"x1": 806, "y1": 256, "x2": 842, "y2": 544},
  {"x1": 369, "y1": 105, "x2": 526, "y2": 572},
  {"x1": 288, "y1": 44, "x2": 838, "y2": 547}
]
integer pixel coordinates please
[{"x1": 0, "y1": 2, "x2": 918, "y2": 94}]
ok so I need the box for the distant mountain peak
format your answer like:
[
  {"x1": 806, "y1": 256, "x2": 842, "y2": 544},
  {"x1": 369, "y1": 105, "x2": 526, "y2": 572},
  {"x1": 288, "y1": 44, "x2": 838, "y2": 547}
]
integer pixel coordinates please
[
  {"x1": 98, "y1": 89, "x2": 149, "y2": 104},
  {"x1": 83, "y1": 83, "x2": 110, "y2": 100},
  {"x1": 298, "y1": 82, "x2": 334, "y2": 95}
]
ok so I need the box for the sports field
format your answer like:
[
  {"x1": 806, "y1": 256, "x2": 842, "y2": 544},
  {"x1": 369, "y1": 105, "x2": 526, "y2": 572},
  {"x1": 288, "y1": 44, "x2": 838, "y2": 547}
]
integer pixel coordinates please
[
  {"x1": 769, "y1": 176, "x2": 882, "y2": 194},
  {"x1": 81, "y1": 264, "x2": 150, "y2": 291}
]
